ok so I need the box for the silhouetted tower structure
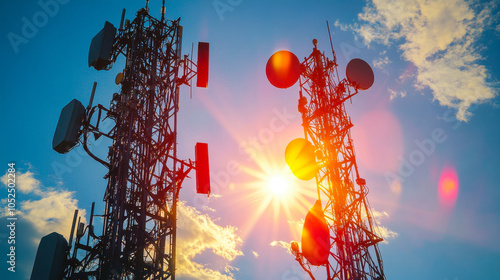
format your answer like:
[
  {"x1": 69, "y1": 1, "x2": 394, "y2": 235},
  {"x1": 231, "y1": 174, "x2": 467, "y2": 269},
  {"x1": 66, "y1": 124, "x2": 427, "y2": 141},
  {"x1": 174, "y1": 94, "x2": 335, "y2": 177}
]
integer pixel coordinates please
[
  {"x1": 40, "y1": 3, "x2": 211, "y2": 280},
  {"x1": 267, "y1": 36, "x2": 386, "y2": 279},
  {"x1": 94, "y1": 8, "x2": 184, "y2": 279}
]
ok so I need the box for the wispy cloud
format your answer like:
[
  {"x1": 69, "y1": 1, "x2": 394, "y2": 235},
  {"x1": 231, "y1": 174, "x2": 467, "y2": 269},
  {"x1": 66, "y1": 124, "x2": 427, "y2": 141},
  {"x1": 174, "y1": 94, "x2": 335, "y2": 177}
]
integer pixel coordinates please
[
  {"x1": 388, "y1": 88, "x2": 407, "y2": 100},
  {"x1": 338, "y1": 0, "x2": 498, "y2": 121},
  {"x1": 269, "y1": 220, "x2": 302, "y2": 256},
  {"x1": 270, "y1": 240, "x2": 292, "y2": 252},
  {"x1": 371, "y1": 210, "x2": 399, "y2": 243},
  {"x1": 176, "y1": 201, "x2": 243, "y2": 280},
  {"x1": 373, "y1": 51, "x2": 390, "y2": 72},
  {"x1": 252, "y1": 250, "x2": 259, "y2": 258}
]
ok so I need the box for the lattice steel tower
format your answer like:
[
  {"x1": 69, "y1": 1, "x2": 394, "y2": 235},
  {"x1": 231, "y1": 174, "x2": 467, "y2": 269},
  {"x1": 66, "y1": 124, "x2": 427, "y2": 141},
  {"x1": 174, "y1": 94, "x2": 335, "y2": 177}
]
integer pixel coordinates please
[
  {"x1": 41, "y1": 3, "x2": 210, "y2": 280},
  {"x1": 267, "y1": 35, "x2": 386, "y2": 279}
]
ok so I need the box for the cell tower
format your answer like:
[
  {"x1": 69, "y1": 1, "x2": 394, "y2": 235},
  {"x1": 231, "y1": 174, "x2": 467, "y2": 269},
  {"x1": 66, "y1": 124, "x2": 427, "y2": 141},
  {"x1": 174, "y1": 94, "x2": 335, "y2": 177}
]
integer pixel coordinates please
[
  {"x1": 32, "y1": 2, "x2": 210, "y2": 280},
  {"x1": 266, "y1": 32, "x2": 386, "y2": 279}
]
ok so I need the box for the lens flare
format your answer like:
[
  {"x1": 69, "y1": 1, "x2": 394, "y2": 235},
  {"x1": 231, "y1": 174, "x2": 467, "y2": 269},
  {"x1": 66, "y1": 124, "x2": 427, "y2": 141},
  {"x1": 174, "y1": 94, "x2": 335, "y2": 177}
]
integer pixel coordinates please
[{"x1": 438, "y1": 166, "x2": 459, "y2": 208}]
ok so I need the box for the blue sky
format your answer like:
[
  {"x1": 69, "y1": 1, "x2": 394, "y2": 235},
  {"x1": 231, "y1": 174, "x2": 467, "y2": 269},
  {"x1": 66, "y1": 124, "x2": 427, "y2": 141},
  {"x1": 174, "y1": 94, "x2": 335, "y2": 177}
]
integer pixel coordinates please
[{"x1": 1, "y1": 0, "x2": 500, "y2": 279}]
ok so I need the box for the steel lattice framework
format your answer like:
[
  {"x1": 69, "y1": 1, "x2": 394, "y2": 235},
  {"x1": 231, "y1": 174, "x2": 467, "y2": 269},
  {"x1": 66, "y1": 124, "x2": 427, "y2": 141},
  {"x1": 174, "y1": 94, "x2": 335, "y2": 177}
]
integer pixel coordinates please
[
  {"x1": 295, "y1": 42, "x2": 385, "y2": 280},
  {"x1": 65, "y1": 7, "x2": 196, "y2": 280}
]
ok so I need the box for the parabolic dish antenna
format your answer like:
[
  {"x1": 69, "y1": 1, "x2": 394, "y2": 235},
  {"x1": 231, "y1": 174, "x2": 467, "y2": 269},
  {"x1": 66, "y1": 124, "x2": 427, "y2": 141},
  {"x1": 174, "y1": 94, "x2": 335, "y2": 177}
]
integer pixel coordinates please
[
  {"x1": 266, "y1": 50, "x2": 301, "y2": 89},
  {"x1": 346, "y1": 58, "x2": 374, "y2": 90},
  {"x1": 301, "y1": 200, "x2": 329, "y2": 266},
  {"x1": 285, "y1": 138, "x2": 317, "y2": 181}
]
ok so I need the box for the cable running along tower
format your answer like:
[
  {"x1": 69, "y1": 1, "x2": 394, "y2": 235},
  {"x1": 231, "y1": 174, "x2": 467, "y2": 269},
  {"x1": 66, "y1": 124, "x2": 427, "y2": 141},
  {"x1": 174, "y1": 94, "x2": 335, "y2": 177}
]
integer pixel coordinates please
[
  {"x1": 36, "y1": 3, "x2": 211, "y2": 280},
  {"x1": 266, "y1": 34, "x2": 386, "y2": 279}
]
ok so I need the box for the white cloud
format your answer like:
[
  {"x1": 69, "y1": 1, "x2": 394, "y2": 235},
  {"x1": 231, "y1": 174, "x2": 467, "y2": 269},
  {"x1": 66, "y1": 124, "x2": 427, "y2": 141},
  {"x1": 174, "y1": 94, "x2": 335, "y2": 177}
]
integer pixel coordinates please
[
  {"x1": 176, "y1": 201, "x2": 243, "y2": 280},
  {"x1": 347, "y1": 0, "x2": 498, "y2": 121},
  {"x1": 268, "y1": 220, "x2": 303, "y2": 256},
  {"x1": 1, "y1": 170, "x2": 86, "y2": 244},
  {"x1": 354, "y1": 208, "x2": 399, "y2": 244},
  {"x1": 388, "y1": 88, "x2": 407, "y2": 100},
  {"x1": 20, "y1": 190, "x2": 85, "y2": 242},
  {"x1": 370, "y1": 210, "x2": 399, "y2": 243},
  {"x1": 373, "y1": 51, "x2": 390, "y2": 71},
  {"x1": 270, "y1": 240, "x2": 291, "y2": 252},
  {"x1": 202, "y1": 205, "x2": 217, "y2": 213},
  {"x1": 252, "y1": 250, "x2": 259, "y2": 258},
  {"x1": 1, "y1": 171, "x2": 41, "y2": 195},
  {"x1": 1, "y1": 170, "x2": 244, "y2": 278}
]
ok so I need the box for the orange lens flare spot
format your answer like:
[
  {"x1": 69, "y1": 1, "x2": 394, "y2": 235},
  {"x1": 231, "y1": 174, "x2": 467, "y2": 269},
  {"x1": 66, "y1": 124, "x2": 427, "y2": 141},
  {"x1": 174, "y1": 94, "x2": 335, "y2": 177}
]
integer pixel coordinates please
[
  {"x1": 438, "y1": 166, "x2": 459, "y2": 208},
  {"x1": 442, "y1": 178, "x2": 456, "y2": 195}
]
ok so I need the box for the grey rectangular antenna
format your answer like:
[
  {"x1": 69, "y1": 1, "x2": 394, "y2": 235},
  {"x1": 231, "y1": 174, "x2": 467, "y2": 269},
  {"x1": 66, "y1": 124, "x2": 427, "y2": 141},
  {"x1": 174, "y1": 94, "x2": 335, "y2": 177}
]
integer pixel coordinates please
[
  {"x1": 88, "y1": 21, "x2": 116, "y2": 70},
  {"x1": 30, "y1": 232, "x2": 68, "y2": 280},
  {"x1": 53, "y1": 99, "x2": 86, "y2": 154}
]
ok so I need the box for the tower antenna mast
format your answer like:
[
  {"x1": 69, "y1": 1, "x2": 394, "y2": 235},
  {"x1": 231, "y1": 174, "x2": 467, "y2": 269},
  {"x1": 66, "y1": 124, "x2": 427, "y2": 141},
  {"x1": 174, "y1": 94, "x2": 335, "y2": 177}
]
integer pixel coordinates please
[
  {"x1": 39, "y1": 3, "x2": 211, "y2": 279},
  {"x1": 267, "y1": 36, "x2": 385, "y2": 279}
]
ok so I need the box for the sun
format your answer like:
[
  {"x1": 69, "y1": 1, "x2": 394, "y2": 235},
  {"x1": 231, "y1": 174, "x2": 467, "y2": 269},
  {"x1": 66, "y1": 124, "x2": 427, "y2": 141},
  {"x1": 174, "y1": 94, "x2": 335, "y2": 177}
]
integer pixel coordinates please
[
  {"x1": 258, "y1": 167, "x2": 300, "y2": 204},
  {"x1": 266, "y1": 174, "x2": 291, "y2": 197},
  {"x1": 239, "y1": 157, "x2": 317, "y2": 224}
]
